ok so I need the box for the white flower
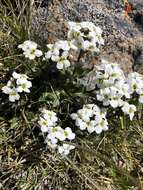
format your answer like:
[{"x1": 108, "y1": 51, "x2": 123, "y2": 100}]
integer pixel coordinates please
[
  {"x1": 94, "y1": 60, "x2": 134, "y2": 109},
  {"x1": 55, "y1": 40, "x2": 77, "y2": 51},
  {"x1": 139, "y1": 94, "x2": 143, "y2": 103},
  {"x1": 45, "y1": 138, "x2": 58, "y2": 149},
  {"x1": 2, "y1": 86, "x2": 12, "y2": 94},
  {"x1": 12, "y1": 72, "x2": 21, "y2": 79},
  {"x1": 75, "y1": 118, "x2": 87, "y2": 130},
  {"x1": 48, "y1": 126, "x2": 64, "y2": 141},
  {"x1": 67, "y1": 25, "x2": 81, "y2": 39},
  {"x1": 121, "y1": 102, "x2": 136, "y2": 120},
  {"x1": 70, "y1": 113, "x2": 78, "y2": 120},
  {"x1": 44, "y1": 39, "x2": 76, "y2": 71},
  {"x1": 18, "y1": 40, "x2": 43, "y2": 60},
  {"x1": 94, "y1": 112, "x2": 105, "y2": 123},
  {"x1": 7, "y1": 79, "x2": 13, "y2": 87},
  {"x1": 24, "y1": 48, "x2": 43, "y2": 60},
  {"x1": 55, "y1": 51, "x2": 71, "y2": 70},
  {"x1": 57, "y1": 59, "x2": 70, "y2": 70},
  {"x1": 95, "y1": 119, "x2": 108, "y2": 134},
  {"x1": 17, "y1": 73, "x2": 28, "y2": 80},
  {"x1": 17, "y1": 80, "x2": 32, "y2": 93},
  {"x1": 80, "y1": 21, "x2": 96, "y2": 30},
  {"x1": 18, "y1": 40, "x2": 37, "y2": 51},
  {"x1": 86, "y1": 120, "x2": 96, "y2": 133},
  {"x1": 2, "y1": 72, "x2": 32, "y2": 102},
  {"x1": 119, "y1": 83, "x2": 130, "y2": 99},
  {"x1": 45, "y1": 44, "x2": 60, "y2": 61},
  {"x1": 38, "y1": 117, "x2": 53, "y2": 132},
  {"x1": 71, "y1": 104, "x2": 109, "y2": 134},
  {"x1": 95, "y1": 60, "x2": 124, "y2": 85},
  {"x1": 127, "y1": 72, "x2": 143, "y2": 95},
  {"x1": 9, "y1": 88, "x2": 20, "y2": 102},
  {"x1": 109, "y1": 98, "x2": 124, "y2": 108},
  {"x1": 63, "y1": 127, "x2": 75, "y2": 140},
  {"x1": 38, "y1": 108, "x2": 76, "y2": 155},
  {"x1": 78, "y1": 108, "x2": 93, "y2": 121},
  {"x1": 13, "y1": 73, "x2": 32, "y2": 93},
  {"x1": 48, "y1": 126, "x2": 75, "y2": 141},
  {"x1": 67, "y1": 21, "x2": 104, "y2": 52},
  {"x1": 42, "y1": 110, "x2": 58, "y2": 123},
  {"x1": 58, "y1": 143, "x2": 75, "y2": 155}
]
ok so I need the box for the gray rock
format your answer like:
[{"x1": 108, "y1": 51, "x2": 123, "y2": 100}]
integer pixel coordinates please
[
  {"x1": 32, "y1": 0, "x2": 143, "y2": 72},
  {"x1": 133, "y1": 43, "x2": 143, "y2": 73},
  {"x1": 130, "y1": 0, "x2": 143, "y2": 6}
]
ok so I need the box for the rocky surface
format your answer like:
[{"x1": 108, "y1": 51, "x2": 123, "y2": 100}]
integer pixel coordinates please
[{"x1": 33, "y1": 0, "x2": 143, "y2": 73}]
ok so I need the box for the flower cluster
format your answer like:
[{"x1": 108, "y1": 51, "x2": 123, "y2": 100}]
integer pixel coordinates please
[
  {"x1": 71, "y1": 104, "x2": 108, "y2": 134},
  {"x1": 127, "y1": 72, "x2": 143, "y2": 103},
  {"x1": 18, "y1": 40, "x2": 43, "y2": 60},
  {"x1": 121, "y1": 102, "x2": 136, "y2": 121},
  {"x1": 94, "y1": 60, "x2": 143, "y2": 120},
  {"x1": 95, "y1": 60, "x2": 129, "y2": 108},
  {"x1": 67, "y1": 21, "x2": 104, "y2": 52},
  {"x1": 44, "y1": 40, "x2": 77, "y2": 70},
  {"x1": 3, "y1": 21, "x2": 143, "y2": 157},
  {"x1": 43, "y1": 22, "x2": 104, "y2": 69},
  {"x1": 2, "y1": 72, "x2": 32, "y2": 102},
  {"x1": 18, "y1": 22, "x2": 104, "y2": 70},
  {"x1": 38, "y1": 109, "x2": 75, "y2": 155}
]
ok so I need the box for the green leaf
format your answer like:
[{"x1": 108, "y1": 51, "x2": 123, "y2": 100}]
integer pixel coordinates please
[{"x1": 10, "y1": 117, "x2": 18, "y2": 129}]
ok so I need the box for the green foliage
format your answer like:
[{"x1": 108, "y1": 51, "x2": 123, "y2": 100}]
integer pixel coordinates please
[{"x1": 0, "y1": 0, "x2": 33, "y2": 41}]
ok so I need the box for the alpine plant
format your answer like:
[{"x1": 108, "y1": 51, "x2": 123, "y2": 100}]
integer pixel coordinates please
[
  {"x1": 2, "y1": 21, "x2": 143, "y2": 156},
  {"x1": 38, "y1": 109, "x2": 75, "y2": 156},
  {"x1": 71, "y1": 104, "x2": 108, "y2": 134},
  {"x1": 2, "y1": 72, "x2": 32, "y2": 102},
  {"x1": 94, "y1": 60, "x2": 143, "y2": 120},
  {"x1": 18, "y1": 40, "x2": 43, "y2": 60}
]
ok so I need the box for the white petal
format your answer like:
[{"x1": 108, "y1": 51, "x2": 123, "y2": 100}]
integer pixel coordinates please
[
  {"x1": 24, "y1": 88, "x2": 30, "y2": 93},
  {"x1": 110, "y1": 100, "x2": 118, "y2": 108},
  {"x1": 45, "y1": 52, "x2": 52, "y2": 59},
  {"x1": 51, "y1": 55, "x2": 59, "y2": 62},
  {"x1": 2, "y1": 86, "x2": 12, "y2": 94},
  {"x1": 9, "y1": 96, "x2": 15, "y2": 102},
  {"x1": 64, "y1": 60, "x2": 70, "y2": 68},
  {"x1": 79, "y1": 121, "x2": 87, "y2": 130},
  {"x1": 47, "y1": 44, "x2": 54, "y2": 49},
  {"x1": 68, "y1": 132, "x2": 75, "y2": 140},
  {"x1": 95, "y1": 126, "x2": 103, "y2": 134},
  {"x1": 139, "y1": 95, "x2": 143, "y2": 103},
  {"x1": 16, "y1": 86, "x2": 23, "y2": 93},
  {"x1": 41, "y1": 126, "x2": 49, "y2": 133},
  {"x1": 12, "y1": 72, "x2": 21, "y2": 79},
  {"x1": 103, "y1": 125, "x2": 108, "y2": 131},
  {"x1": 35, "y1": 49, "x2": 43, "y2": 57},
  {"x1": 28, "y1": 54, "x2": 36, "y2": 60},
  {"x1": 58, "y1": 146, "x2": 64, "y2": 154},
  {"x1": 87, "y1": 125, "x2": 95, "y2": 133},
  {"x1": 71, "y1": 113, "x2": 78, "y2": 120},
  {"x1": 129, "y1": 113, "x2": 134, "y2": 121},
  {"x1": 56, "y1": 62, "x2": 63, "y2": 70}
]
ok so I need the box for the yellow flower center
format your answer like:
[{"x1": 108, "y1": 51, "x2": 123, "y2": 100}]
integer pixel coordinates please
[{"x1": 31, "y1": 49, "x2": 36, "y2": 54}]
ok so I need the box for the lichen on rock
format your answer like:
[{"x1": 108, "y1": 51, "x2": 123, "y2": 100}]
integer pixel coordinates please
[{"x1": 33, "y1": 0, "x2": 143, "y2": 73}]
